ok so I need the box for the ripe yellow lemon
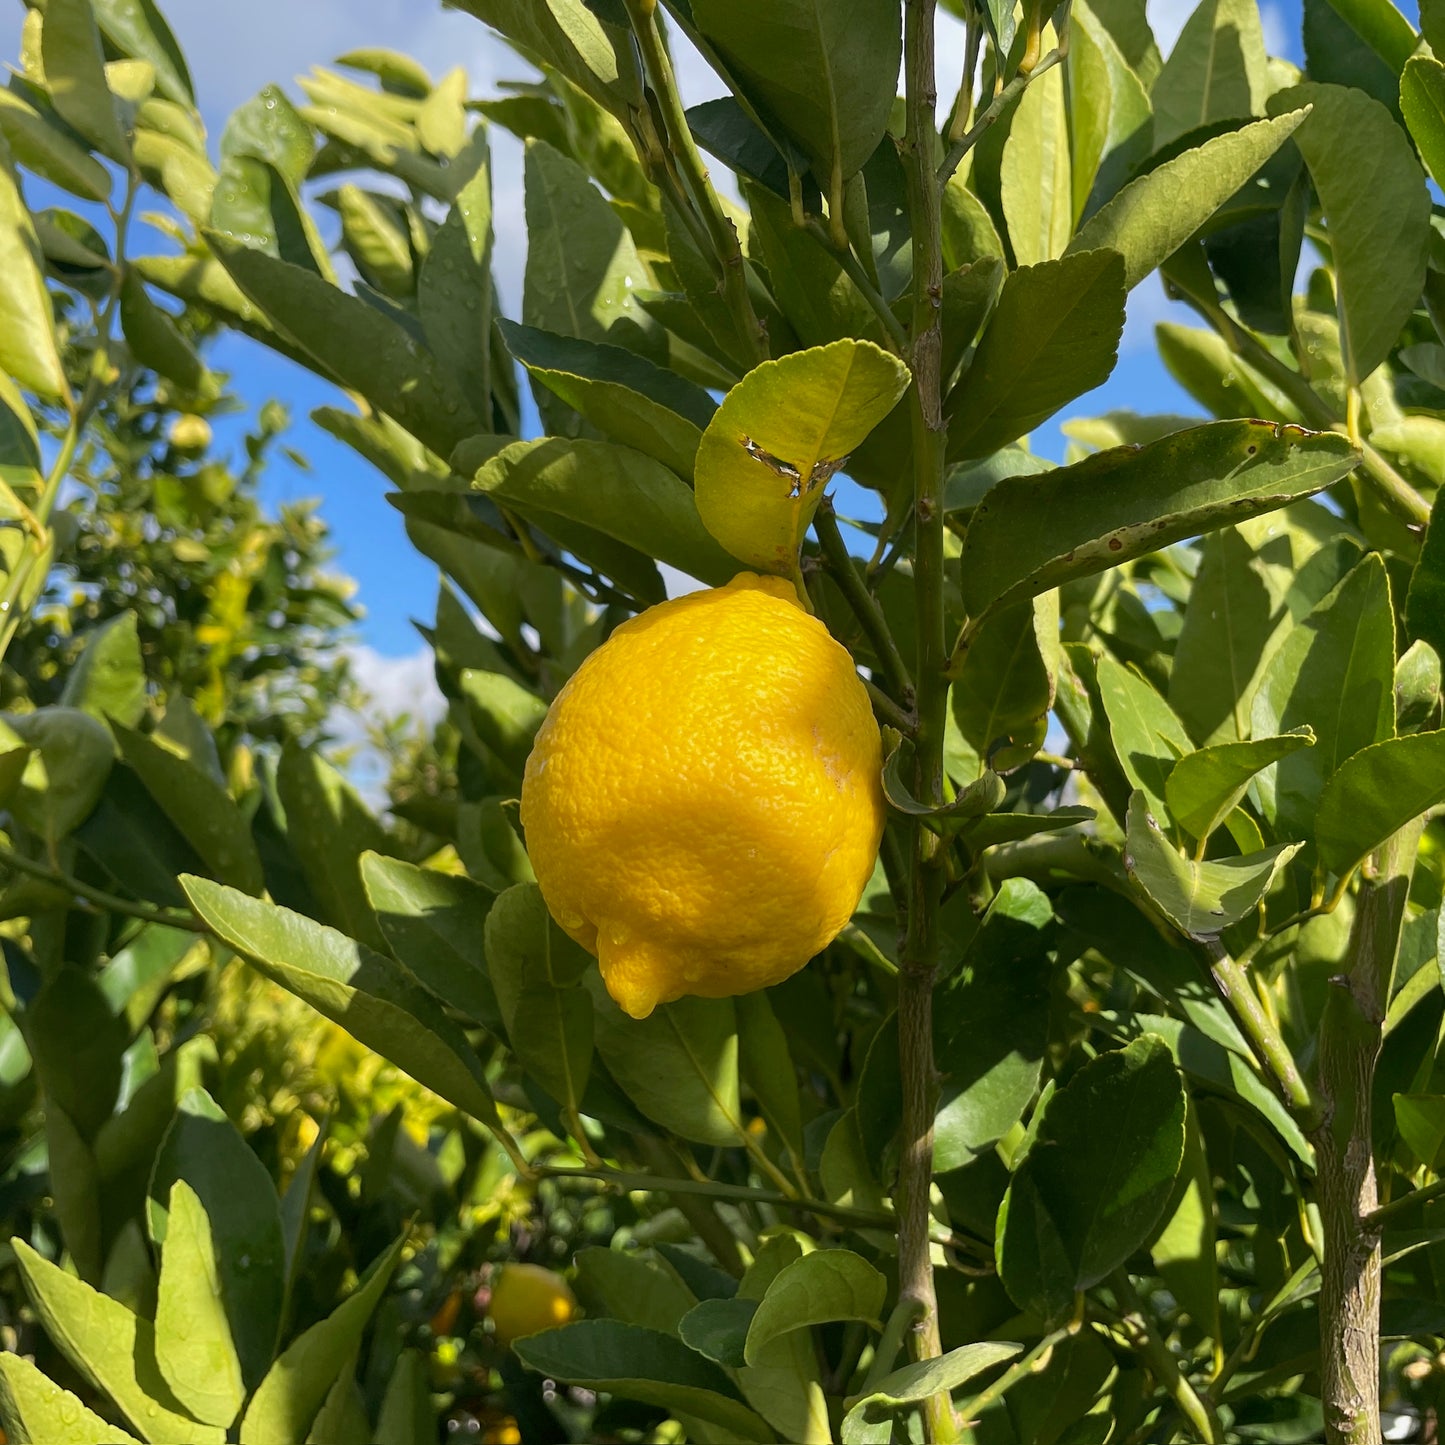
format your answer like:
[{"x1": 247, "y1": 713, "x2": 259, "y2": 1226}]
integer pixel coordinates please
[
  {"x1": 521, "y1": 572, "x2": 885, "y2": 1020},
  {"x1": 487, "y1": 1263, "x2": 577, "y2": 1347}
]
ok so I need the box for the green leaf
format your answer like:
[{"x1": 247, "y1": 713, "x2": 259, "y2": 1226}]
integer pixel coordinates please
[
  {"x1": 302, "y1": 1358, "x2": 369, "y2": 1445},
  {"x1": 951, "y1": 594, "x2": 1058, "y2": 769},
  {"x1": 147, "y1": 1088, "x2": 284, "y2": 1392},
  {"x1": 1401, "y1": 57, "x2": 1445, "y2": 190},
  {"x1": 842, "y1": 1341, "x2": 1022, "y2": 1440},
  {"x1": 573, "y1": 1246, "x2": 697, "y2": 1334},
  {"x1": 41, "y1": 0, "x2": 130, "y2": 162},
  {"x1": 1001, "y1": 57, "x2": 1072, "y2": 265},
  {"x1": 114, "y1": 724, "x2": 265, "y2": 895},
  {"x1": 1251, "y1": 553, "x2": 1396, "y2": 840},
  {"x1": 12, "y1": 1238, "x2": 222, "y2": 1444},
  {"x1": 181, "y1": 878, "x2": 506, "y2": 1131},
  {"x1": 0, "y1": 90, "x2": 111, "y2": 201},
  {"x1": 1271, "y1": 83, "x2": 1430, "y2": 384},
  {"x1": 458, "y1": 668, "x2": 547, "y2": 776},
  {"x1": 360, "y1": 853, "x2": 501, "y2": 1030},
  {"x1": 514, "y1": 1320, "x2": 773, "y2": 1440},
  {"x1": 501, "y1": 320, "x2": 716, "y2": 477},
  {"x1": 996, "y1": 1034, "x2": 1186, "y2": 1323},
  {"x1": 485, "y1": 884, "x2": 593, "y2": 1113},
  {"x1": 94, "y1": 0, "x2": 193, "y2": 105},
  {"x1": 690, "y1": 0, "x2": 901, "y2": 192},
  {"x1": 1169, "y1": 526, "x2": 1276, "y2": 744},
  {"x1": 696, "y1": 339, "x2": 910, "y2": 575},
  {"x1": 1151, "y1": 0, "x2": 1268, "y2": 147},
  {"x1": 1165, "y1": 729, "x2": 1316, "y2": 842},
  {"x1": 958, "y1": 421, "x2": 1359, "y2": 620},
  {"x1": 44, "y1": 1103, "x2": 103, "y2": 1284},
  {"x1": 119, "y1": 269, "x2": 207, "y2": 392},
  {"x1": 1315, "y1": 733, "x2": 1445, "y2": 886},
  {"x1": 1126, "y1": 790, "x2": 1302, "y2": 936},
  {"x1": 373, "y1": 1350, "x2": 431, "y2": 1445},
  {"x1": 1069, "y1": 1, "x2": 1154, "y2": 214},
  {"x1": 335, "y1": 185, "x2": 412, "y2": 298},
  {"x1": 155, "y1": 1180, "x2": 245, "y2": 1428},
  {"x1": 1395, "y1": 1094, "x2": 1445, "y2": 1169},
  {"x1": 58, "y1": 612, "x2": 145, "y2": 726},
  {"x1": 678, "y1": 1297, "x2": 760, "y2": 1368},
  {"x1": 0, "y1": 138, "x2": 67, "y2": 401},
  {"x1": 522, "y1": 140, "x2": 659, "y2": 399},
  {"x1": 947, "y1": 249, "x2": 1126, "y2": 462},
  {"x1": 472, "y1": 437, "x2": 736, "y2": 588},
  {"x1": 882, "y1": 736, "x2": 1007, "y2": 835},
  {"x1": 220, "y1": 84, "x2": 311, "y2": 187},
  {"x1": 1408, "y1": 491, "x2": 1445, "y2": 662},
  {"x1": 0, "y1": 1352, "x2": 142, "y2": 1445},
  {"x1": 28, "y1": 964, "x2": 125, "y2": 1140},
  {"x1": 587, "y1": 980, "x2": 746, "y2": 1148},
  {"x1": 1068, "y1": 110, "x2": 1308, "y2": 289},
  {"x1": 239, "y1": 1234, "x2": 405, "y2": 1445},
  {"x1": 418, "y1": 147, "x2": 493, "y2": 417},
  {"x1": 736, "y1": 991, "x2": 804, "y2": 1163},
  {"x1": 6, "y1": 708, "x2": 111, "y2": 845},
  {"x1": 744, "y1": 1249, "x2": 885, "y2": 1364},
  {"x1": 1151, "y1": 1101, "x2": 1220, "y2": 1341},
  {"x1": 1096, "y1": 655, "x2": 1193, "y2": 823},
  {"x1": 205, "y1": 232, "x2": 480, "y2": 457},
  {"x1": 276, "y1": 742, "x2": 393, "y2": 952}
]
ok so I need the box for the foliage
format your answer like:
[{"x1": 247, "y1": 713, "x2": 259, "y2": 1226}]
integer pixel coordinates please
[{"x1": 0, "y1": 0, "x2": 1442, "y2": 1442}]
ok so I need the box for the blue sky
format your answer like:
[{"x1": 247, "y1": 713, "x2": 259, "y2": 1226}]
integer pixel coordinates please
[{"x1": 133, "y1": 0, "x2": 1312, "y2": 665}]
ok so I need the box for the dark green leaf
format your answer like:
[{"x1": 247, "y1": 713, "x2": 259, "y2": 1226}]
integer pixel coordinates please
[
  {"x1": 742, "y1": 1249, "x2": 885, "y2": 1364},
  {"x1": 238, "y1": 1235, "x2": 405, "y2": 1445},
  {"x1": 1315, "y1": 732, "x2": 1445, "y2": 885},
  {"x1": 276, "y1": 742, "x2": 393, "y2": 952},
  {"x1": 7, "y1": 707, "x2": 112, "y2": 846},
  {"x1": 41, "y1": 0, "x2": 130, "y2": 162},
  {"x1": 514, "y1": 1320, "x2": 772, "y2": 1439},
  {"x1": 678, "y1": 1297, "x2": 760, "y2": 1368},
  {"x1": 1270, "y1": 83, "x2": 1430, "y2": 384},
  {"x1": 181, "y1": 878, "x2": 506, "y2": 1130},
  {"x1": 736, "y1": 991, "x2": 804, "y2": 1163},
  {"x1": 114, "y1": 724, "x2": 264, "y2": 895},
  {"x1": 485, "y1": 884, "x2": 593, "y2": 1113},
  {"x1": 472, "y1": 437, "x2": 736, "y2": 587},
  {"x1": 958, "y1": 421, "x2": 1359, "y2": 620},
  {"x1": 951, "y1": 595, "x2": 1058, "y2": 769},
  {"x1": 947, "y1": 249, "x2": 1126, "y2": 462},
  {"x1": 696, "y1": 339, "x2": 909, "y2": 575},
  {"x1": 28, "y1": 965, "x2": 124, "y2": 1141},
  {"x1": 360, "y1": 853, "x2": 501, "y2": 1030},
  {"x1": 1251, "y1": 553, "x2": 1396, "y2": 840},
  {"x1": 573, "y1": 1246, "x2": 696, "y2": 1333},
  {"x1": 1096, "y1": 654, "x2": 1193, "y2": 822},
  {"x1": 501, "y1": 319, "x2": 716, "y2": 477},
  {"x1": 996, "y1": 1034, "x2": 1186, "y2": 1323},
  {"x1": 690, "y1": 0, "x2": 901, "y2": 191},
  {"x1": 147, "y1": 1087, "x2": 284, "y2": 1392},
  {"x1": 1408, "y1": 492, "x2": 1445, "y2": 660},
  {"x1": 0, "y1": 90, "x2": 110, "y2": 200},
  {"x1": 205, "y1": 232, "x2": 480, "y2": 457},
  {"x1": 119, "y1": 271, "x2": 207, "y2": 393}
]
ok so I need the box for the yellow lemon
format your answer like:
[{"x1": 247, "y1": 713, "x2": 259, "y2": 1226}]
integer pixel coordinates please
[
  {"x1": 487, "y1": 1263, "x2": 578, "y2": 1347},
  {"x1": 521, "y1": 572, "x2": 885, "y2": 1020}
]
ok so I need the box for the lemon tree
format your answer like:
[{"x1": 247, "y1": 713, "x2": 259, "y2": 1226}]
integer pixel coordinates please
[{"x1": 1, "y1": 0, "x2": 1444, "y2": 1443}]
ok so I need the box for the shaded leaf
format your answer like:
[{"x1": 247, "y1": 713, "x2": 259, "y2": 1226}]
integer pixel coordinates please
[
  {"x1": 1097, "y1": 655, "x2": 1193, "y2": 823},
  {"x1": 1125, "y1": 791, "x2": 1302, "y2": 937},
  {"x1": 996, "y1": 1035, "x2": 1186, "y2": 1323},
  {"x1": 0, "y1": 89, "x2": 110, "y2": 201},
  {"x1": 41, "y1": 0, "x2": 129, "y2": 162},
  {"x1": 679, "y1": 1296, "x2": 760, "y2": 1368},
  {"x1": 1270, "y1": 83, "x2": 1430, "y2": 383}
]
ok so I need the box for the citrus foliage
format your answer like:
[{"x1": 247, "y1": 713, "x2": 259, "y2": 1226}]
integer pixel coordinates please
[{"x1": 0, "y1": 0, "x2": 1441, "y2": 1443}]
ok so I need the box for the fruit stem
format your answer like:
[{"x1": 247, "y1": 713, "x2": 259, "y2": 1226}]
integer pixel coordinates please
[{"x1": 899, "y1": 2, "x2": 959, "y2": 1441}]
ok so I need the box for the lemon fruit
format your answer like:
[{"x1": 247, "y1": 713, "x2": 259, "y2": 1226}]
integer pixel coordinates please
[
  {"x1": 487, "y1": 1263, "x2": 578, "y2": 1347},
  {"x1": 521, "y1": 572, "x2": 885, "y2": 1020}
]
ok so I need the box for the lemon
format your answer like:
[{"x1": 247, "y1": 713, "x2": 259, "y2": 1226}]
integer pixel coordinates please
[
  {"x1": 521, "y1": 572, "x2": 885, "y2": 1020},
  {"x1": 487, "y1": 1263, "x2": 578, "y2": 1346}
]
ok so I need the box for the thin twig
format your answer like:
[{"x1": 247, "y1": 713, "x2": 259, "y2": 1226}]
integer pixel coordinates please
[
  {"x1": 0, "y1": 844, "x2": 209, "y2": 933},
  {"x1": 938, "y1": 46, "x2": 1065, "y2": 184}
]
